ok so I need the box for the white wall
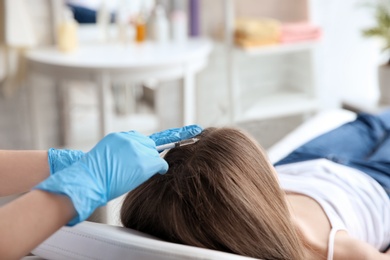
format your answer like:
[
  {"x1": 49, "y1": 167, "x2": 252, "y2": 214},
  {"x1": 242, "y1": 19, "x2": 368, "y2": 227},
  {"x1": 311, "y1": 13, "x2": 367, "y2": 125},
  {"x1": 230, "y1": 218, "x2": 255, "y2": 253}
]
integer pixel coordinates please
[{"x1": 310, "y1": 0, "x2": 381, "y2": 108}]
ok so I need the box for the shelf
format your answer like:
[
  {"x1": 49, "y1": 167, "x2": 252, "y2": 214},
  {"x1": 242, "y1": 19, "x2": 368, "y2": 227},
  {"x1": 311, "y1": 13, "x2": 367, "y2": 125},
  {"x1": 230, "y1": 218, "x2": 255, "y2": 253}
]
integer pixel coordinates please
[
  {"x1": 236, "y1": 91, "x2": 320, "y2": 123},
  {"x1": 235, "y1": 40, "x2": 318, "y2": 56},
  {"x1": 224, "y1": 1, "x2": 319, "y2": 124}
]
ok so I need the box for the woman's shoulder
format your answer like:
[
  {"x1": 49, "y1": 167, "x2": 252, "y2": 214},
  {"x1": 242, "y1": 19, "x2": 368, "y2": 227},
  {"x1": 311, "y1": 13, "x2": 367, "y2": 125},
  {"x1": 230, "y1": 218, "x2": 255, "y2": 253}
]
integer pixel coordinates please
[{"x1": 287, "y1": 193, "x2": 331, "y2": 259}]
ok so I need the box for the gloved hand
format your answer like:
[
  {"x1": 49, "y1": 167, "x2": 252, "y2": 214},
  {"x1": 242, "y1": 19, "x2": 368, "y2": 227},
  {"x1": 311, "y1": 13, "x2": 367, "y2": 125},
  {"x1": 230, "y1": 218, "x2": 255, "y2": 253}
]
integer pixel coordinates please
[
  {"x1": 48, "y1": 125, "x2": 202, "y2": 174},
  {"x1": 36, "y1": 131, "x2": 168, "y2": 226},
  {"x1": 149, "y1": 124, "x2": 203, "y2": 147}
]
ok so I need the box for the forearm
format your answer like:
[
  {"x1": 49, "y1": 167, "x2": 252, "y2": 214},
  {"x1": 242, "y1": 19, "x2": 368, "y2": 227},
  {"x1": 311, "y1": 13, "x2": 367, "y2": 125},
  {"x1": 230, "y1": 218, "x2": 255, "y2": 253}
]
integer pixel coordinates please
[
  {"x1": 0, "y1": 190, "x2": 75, "y2": 259},
  {"x1": 0, "y1": 150, "x2": 50, "y2": 196},
  {"x1": 334, "y1": 232, "x2": 390, "y2": 260}
]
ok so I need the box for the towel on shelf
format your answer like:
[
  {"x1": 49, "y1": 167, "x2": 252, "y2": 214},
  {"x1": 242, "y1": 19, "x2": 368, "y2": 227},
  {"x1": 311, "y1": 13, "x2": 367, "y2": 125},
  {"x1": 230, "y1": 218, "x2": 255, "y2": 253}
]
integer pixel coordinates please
[
  {"x1": 234, "y1": 17, "x2": 281, "y2": 48},
  {"x1": 234, "y1": 18, "x2": 322, "y2": 49},
  {"x1": 280, "y1": 22, "x2": 321, "y2": 43}
]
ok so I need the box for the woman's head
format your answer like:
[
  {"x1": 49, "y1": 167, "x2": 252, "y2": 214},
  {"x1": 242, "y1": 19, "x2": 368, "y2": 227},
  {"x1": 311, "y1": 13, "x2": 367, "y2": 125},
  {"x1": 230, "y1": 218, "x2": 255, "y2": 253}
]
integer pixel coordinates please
[{"x1": 120, "y1": 127, "x2": 304, "y2": 259}]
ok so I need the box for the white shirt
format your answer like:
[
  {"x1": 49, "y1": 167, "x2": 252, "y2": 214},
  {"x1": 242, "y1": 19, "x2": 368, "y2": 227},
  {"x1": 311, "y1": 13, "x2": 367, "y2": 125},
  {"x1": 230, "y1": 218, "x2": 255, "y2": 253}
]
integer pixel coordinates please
[{"x1": 276, "y1": 159, "x2": 390, "y2": 251}]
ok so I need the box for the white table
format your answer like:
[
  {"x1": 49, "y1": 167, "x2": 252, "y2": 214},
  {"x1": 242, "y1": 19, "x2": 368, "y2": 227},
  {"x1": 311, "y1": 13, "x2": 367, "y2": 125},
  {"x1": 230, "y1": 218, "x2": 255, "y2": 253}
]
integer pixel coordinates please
[{"x1": 26, "y1": 38, "x2": 212, "y2": 149}]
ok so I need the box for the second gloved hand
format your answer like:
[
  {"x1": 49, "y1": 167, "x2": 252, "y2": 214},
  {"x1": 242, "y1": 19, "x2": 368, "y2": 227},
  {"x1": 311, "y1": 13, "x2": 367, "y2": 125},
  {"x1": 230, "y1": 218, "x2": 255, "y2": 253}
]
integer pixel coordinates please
[
  {"x1": 36, "y1": 131, "x2": 168, "y2": 226},
  {"x1": 149, "y1": 124, "x2": 202, "y2": 147}
]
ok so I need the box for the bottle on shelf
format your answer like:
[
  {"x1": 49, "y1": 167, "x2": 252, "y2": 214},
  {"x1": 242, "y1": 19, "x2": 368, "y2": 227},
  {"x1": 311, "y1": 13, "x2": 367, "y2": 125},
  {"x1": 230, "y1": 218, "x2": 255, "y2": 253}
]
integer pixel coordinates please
[
  {"x1": 188, "y1": 0, "x2": 200, "y2": 37},
  {"x1": 116, "y1": 0, "x2": 134, "y2": 44},
  {"x1": 135, "y1": 7, "x2": 148, "y2": 43},
  {"x1": 57, "y1": 7, "x2": 78, "y2": 53},
  {"x1": 150, "y1": 4, "x2": 170, "y2": 44},
  {"x1": 97, "y1": 0, "x2": 110, "y2": 43},
  {"x1": 170, "y1": 0, "x2": 187, "y2": 44}
]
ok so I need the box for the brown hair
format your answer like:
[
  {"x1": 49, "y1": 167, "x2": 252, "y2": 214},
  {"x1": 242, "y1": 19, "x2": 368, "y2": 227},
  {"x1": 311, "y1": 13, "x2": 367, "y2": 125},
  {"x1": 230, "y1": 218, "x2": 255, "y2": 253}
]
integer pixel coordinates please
[{"x1": 120, "y1": 127, "x2": 305, "y2": 259}]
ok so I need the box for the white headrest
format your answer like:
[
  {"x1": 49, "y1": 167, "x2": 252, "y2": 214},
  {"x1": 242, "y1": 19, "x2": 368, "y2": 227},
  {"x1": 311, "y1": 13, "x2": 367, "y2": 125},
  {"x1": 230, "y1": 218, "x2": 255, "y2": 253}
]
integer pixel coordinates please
[{"x1": 32, "y1": 221, "x2": 257, "y2": 260}]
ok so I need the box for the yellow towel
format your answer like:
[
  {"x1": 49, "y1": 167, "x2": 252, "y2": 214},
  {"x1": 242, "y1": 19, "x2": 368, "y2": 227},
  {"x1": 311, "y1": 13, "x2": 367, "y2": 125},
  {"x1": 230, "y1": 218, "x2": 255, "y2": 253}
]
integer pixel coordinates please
[{"x1": 235, "y1": 17, "x2": 281, "y2": 48}]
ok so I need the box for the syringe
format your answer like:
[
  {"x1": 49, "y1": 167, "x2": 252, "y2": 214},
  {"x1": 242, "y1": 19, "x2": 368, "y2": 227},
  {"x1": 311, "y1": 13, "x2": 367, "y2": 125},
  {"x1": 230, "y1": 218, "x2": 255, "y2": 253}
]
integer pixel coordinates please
[{"x1": 156, "y1": 138, "x2": 199, "y2": 152}]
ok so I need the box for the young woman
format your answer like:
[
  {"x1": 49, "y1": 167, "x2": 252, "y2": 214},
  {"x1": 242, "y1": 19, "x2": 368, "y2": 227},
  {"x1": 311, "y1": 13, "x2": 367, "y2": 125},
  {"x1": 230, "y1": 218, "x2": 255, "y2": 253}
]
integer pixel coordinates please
[{"x1": 121, "y1": 112, "x2": 390, "y2": 260}]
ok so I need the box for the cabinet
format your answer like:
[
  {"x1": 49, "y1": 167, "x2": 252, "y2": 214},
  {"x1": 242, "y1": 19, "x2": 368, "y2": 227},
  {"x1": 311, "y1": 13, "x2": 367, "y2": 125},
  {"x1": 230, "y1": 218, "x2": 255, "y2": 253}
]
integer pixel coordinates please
[{"x1": 224, "y1": 0, "x2": 320, "y2": 123}]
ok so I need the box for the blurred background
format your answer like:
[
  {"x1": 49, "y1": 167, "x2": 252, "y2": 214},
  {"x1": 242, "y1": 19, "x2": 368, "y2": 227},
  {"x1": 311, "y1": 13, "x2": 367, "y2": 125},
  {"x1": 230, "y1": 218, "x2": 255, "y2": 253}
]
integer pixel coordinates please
[{"x1": 0, "y1": 0, "x2": 387, "y2": 151}]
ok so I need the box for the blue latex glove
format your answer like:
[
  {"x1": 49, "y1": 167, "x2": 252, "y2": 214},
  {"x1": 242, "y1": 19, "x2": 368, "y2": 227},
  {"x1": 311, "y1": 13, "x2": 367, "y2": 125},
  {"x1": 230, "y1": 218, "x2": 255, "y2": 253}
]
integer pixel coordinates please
[
  {"x1": 48, "y1": 148, "x2": 85, "y2": 174},
  {"x1": 149, "y1": 124, "x2": 203, "y2": 146},
  {"x1": 35, "y1": 131, "x2": 168, "y2": 226},
  {"x1": 47, "y1": 125, "x2": 202, "y2": 174}
]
